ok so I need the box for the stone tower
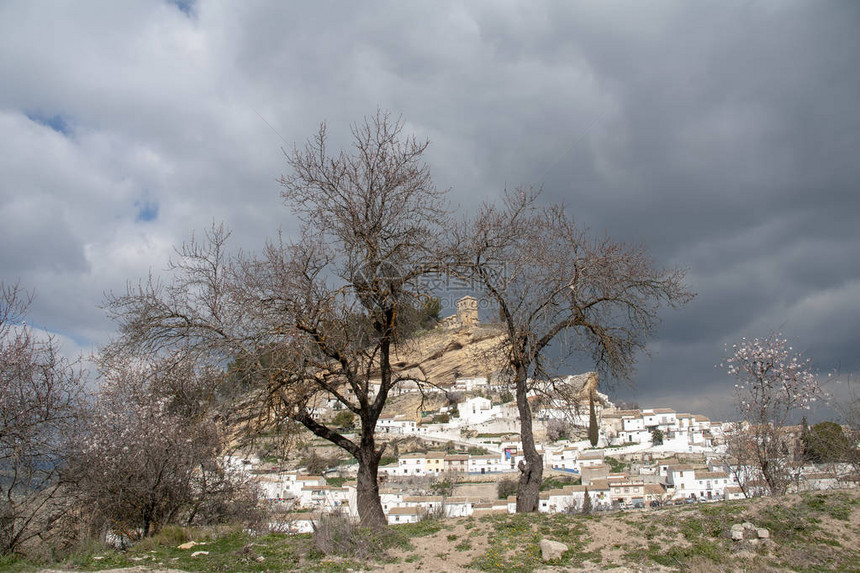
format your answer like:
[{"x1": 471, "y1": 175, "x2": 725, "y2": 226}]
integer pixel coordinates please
[{"x1": 456, "y1": 295, "x2": 479, "y2": 327}]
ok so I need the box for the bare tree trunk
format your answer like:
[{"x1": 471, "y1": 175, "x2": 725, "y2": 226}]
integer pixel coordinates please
[
  {"x1": 294, "y1": 411, "x2": 387, "y2": 528},
  {"x1": 514, "y1": 368, "x2": 543, "y2": 512},
  {"x1": 355, "y1": 424, "x2": 386, "y2": 528}
]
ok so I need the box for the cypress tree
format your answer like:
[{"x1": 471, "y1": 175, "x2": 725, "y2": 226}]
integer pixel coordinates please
[
  {"x1": 800, "y1": 415, "x2": 811, "y2": 462},
  {"x1": 588, "y1": 391, "x2": 599, "y2": 447},
  {"x1": 582, "y1": 486, "x2": 593, "y2": 514}
]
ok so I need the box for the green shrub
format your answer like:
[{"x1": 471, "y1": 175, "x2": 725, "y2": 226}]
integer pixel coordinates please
[{"x1": 497, "y1": 477, "x2": 518, "y2": 499}]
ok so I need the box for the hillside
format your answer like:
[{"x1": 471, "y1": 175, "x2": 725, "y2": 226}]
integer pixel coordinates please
[
  {"x1": 221, "y1": 324, "x2": 507, "y2": 442},
  {"x1": 21, "y1": 489, "x2": 860, "y2": 573},
  {"x1": 390, "y1": 323, "x2": 509, "y2": 387}
]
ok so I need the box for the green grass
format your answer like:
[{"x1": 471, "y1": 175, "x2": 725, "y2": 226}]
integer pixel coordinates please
[
  {"x1": 396, "y1": 518, "x2": 443, "y2": 537},
  {"x1": 540, "y1": 474, "x2": 580, "y2": 491},
  {"x1": 604, "y1": 456, "x2": 629, "y2": 473},
  {"x1": 470, "y1": 512, "x2": 599, "y2": 572}
]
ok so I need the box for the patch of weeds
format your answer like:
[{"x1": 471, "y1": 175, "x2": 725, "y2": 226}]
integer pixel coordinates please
[
  {"x1": 405, "y1": 553, "x2": 421, "y2": 563},
  {"x1": 622, "y1": 545, "x2": 649, "y2": 564},
  {"x1": 64, "y1": 549, "x2": 134, "y2": 571},
  {"x1": 447, "y1": 533, "x2": 459, "y2": 541},
  {"x1": 397, "y1": 518, "x2": 442, "y2": 537},
  {"x1": 803, "y1": 492, "x2": 856, "y2": 521},
  {"x1": 540, "y1": 474, "x2": 580, "y2": 491},
  {"x1": 97, "y1": 528, "x2": 309, "y2": 573},
  {"x1": 758, "y1": 503, "x2": 817, "y2": 541},
  {"x1": 644, "y1": 524, "x2": 658, "y2": 540},
  {"x1": 700, "y1": 502, "x2": 745, "y2": 519},
  {"x1": 651, "y1": 539, "x2": 728, "y2": 568},
  {"x1": 456, "y1": 540, "x2": 472, "y2": 551},
  {"x1": 313, "y1": 556, "x2": 363, "y2": 572},
  {"x1": 811, "y1": 535, "x2": 841, "y2": 547},
  {"x1": 470, "y1": 514, "x2": 543, "y2": 572},
  {"x1": 678, "y1": 517, "x2": 705, "y2": 540},
  {"x1": 0, "y1": 554, "x2": 38, "y2": 573}
]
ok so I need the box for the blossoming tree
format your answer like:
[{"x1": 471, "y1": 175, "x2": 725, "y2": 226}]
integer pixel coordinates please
[
  {"x1": 0, "y1": 283, "x2": 84, "y2": 555},
  {"x1": 723, "y1": 333, "x2": 820, "y2": 495}
]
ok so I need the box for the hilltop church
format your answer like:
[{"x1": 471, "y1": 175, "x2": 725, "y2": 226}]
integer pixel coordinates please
[{"x1": 441, "y1": 295, "x2": 479, "y2": 328}]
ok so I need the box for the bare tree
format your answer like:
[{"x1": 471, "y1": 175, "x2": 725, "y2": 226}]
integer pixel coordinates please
[
  {"x1": 831, "y1": 377, "x2": 860, "y2": 481},
  {"x1": 452, "y1": 187, "x2": 692, "y2": 512},
  {"x1": 720, "y1": 421, "x2": 760, "y2": 498},
  {"x1": 0, "y1": 282, "x2": 84, "y2": 555},
  {"x1": 106, "y1": 112, "x2": 448, "y2": 528},
  {"x1": 722, "y1": 333, "x2": 820, "y2": 495}
]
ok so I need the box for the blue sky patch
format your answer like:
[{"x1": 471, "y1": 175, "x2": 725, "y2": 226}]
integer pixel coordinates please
[
  {"x1": 27, "y1": 113, "x2": 73, "y2": 136},
  {"x1": 168, "y1": 0, "x2": 195, "y2": 16},
  {"x1": 134, "y1": 199, "x2": 159, "y2": 222}
]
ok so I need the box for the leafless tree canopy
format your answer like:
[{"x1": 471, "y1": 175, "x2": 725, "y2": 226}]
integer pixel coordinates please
[
  {"x1": 0, "y1": 282, "x2": 84, "y2": 555},
  {"x1": 457, "y1": 188, "x2": 691, "y2": 385},
  {"x1": 105, "y1": 112, "x2": 449, "y2": 528},
  {"x1": 452, "y1": 187, "x2": 693, "y2": 512}
]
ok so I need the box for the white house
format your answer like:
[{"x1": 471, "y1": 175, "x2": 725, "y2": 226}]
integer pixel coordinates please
[
  {"x1": 378, "y1": 462, "x2": 400, "y2": 477},
  {"x1": 538, "y1": 484, "x2": 610, "y2": 514},
  {"x1": 539, "y1": 486, "x2": 578, "y2": 513},
  {"x1": 443, "y1": 497, "x2": 473, "y2": 518},
  {"x1": 468, "y1": 454, "x2": 506, "y2": 474},
  {"x1": 454, "y1": 377, "x2": 488, "y2": 392},
  {"x1": 400, "y1": 495, "x2": 444, "y2": 515},
  {"x1": 457, "y1": 396, "x2": 493, "y2": 424},
  {"x1": 546, "y1": 446, "x2": 580, "y2": 472},
  {"x1": 444, "y1": 454, "x2": 470, "y2": 474},
  {"x1": 387, "y1": 506, "x2": 421, "y2": 524},
  {"x1": 666, "y1": 466, "x2": 731, "y2": 501},
  {"x1": 621, "y1": 411, "x2": 645, "y2": 432},
  {"x1": 377, "y1": 415, "x2": 417, "y2": 435},
  {"x1": 379, "y1": 490, "x2": 404, "y2": 514},
  {"x1": 642, "y1": 408, "x2": 678, "y2": 430},
  {"x1": 397, "y1": 452, "x2": 427, "y2": 476},
  {"x1": 577, "y1": 450, "x2": 605, "y2": 471},
  {"x1": 391, "y1": 379, "x2": 426, "y2": 396}
]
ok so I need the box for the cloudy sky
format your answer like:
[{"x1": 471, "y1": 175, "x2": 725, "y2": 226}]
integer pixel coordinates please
[{"x1": 2, "y1": 1, "x2": 858, "y2": 420}]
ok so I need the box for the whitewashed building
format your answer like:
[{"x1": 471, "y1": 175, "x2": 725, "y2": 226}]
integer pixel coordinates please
[
  {"x1": 377, "y1": 414, "x2": 417, "y2": 434},
  {"x1": 457, "y1": 396, "x2": 494, "y2": 424},
  {"x1": 454, "y1": 377, "x2": 488, "y2": 392},
  {"x1": 468, "y1": 454, "x2": 506, "y2": 474}
]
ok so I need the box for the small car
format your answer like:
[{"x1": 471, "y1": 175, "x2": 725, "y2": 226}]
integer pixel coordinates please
[
  {"x1": 684, "y1": 497, "x2": 697, "y2": 504},
  {"x1": 633, "y1": 501, "x2": 645, "y2": 509},
  {"x1": 649, "y1": 500, "x2": 661, "y2": 508},
  {"x1": 673, "y1": 499, "x2": 685, "y2": 506}
]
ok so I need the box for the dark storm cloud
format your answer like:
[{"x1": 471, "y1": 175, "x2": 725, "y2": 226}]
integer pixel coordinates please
[{"x1": 0, "y1": 1, "x2": 858, "y2": 420}]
